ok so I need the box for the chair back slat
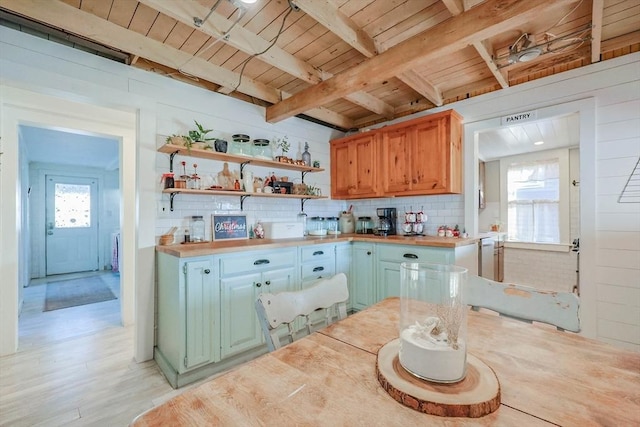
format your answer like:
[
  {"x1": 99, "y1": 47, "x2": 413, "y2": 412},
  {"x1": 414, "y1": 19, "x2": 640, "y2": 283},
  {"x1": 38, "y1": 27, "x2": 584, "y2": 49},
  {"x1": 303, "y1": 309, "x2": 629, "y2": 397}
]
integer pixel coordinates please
[
  {"x1": 256, "y1": 273, "x2": 349, "y2": 351},
  {"x1": 466, "y1": 275, "x2": 580, "y2": 332}
]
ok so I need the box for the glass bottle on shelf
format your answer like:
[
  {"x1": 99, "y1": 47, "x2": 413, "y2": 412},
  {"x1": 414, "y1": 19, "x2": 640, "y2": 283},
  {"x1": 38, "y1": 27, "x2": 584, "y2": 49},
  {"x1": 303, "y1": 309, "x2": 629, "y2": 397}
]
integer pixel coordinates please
[{"x1": 302, "y1": 142, "x2": 311, "y2": 166}]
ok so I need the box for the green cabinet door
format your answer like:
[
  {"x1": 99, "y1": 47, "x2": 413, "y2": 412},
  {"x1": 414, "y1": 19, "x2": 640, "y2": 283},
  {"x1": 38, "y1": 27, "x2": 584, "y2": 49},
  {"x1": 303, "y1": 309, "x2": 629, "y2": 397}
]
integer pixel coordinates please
[
  {"x1": 262, "y1": 267, "x2": 295, "y2": 294},
  {"x1": 220, "y1": 272, "x2": 262, "y2": 359},
  {"x1": 335, "y1": 243, "x2": 353, "y2": 309},
  {"x1": 375, "y1": 244, "x2": 455, "y2": 302},
  {"x1": 376, "y1": 260, "x2": 402, "y2": 301},
  {"x1": 184, "y1": 259, "x2": 216, "y2": 369},
  {"x1": 351, "y1": 243, "x2": 375, "y2": 311}
]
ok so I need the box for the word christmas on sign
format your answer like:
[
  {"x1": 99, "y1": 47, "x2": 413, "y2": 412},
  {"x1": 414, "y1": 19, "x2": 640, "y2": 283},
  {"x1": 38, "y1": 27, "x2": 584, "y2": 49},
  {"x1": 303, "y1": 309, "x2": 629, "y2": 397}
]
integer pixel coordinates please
[{"x1": 212, "y1": 215, "x2": 248, "y2": 240}]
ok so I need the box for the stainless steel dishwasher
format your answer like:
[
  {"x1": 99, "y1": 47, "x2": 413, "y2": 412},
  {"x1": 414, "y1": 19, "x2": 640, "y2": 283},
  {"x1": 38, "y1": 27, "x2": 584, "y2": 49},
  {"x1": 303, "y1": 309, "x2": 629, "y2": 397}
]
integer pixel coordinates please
[{"x1": 478, "y1": 237, "x2": 495, "y2": 280}]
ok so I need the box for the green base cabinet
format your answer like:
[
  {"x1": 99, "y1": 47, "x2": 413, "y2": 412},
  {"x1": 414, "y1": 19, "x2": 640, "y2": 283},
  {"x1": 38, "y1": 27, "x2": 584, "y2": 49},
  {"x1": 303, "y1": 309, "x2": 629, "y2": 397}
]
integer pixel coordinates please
[
  {"x1": 156, "y1": 252, "x2": 220, "y2": 377},
  {"x1": 219, "y1": 249, "x2": 297, "y2": 359},
  {"x1": 351, "y1": 242, "x2": 376, "y2": 311}
]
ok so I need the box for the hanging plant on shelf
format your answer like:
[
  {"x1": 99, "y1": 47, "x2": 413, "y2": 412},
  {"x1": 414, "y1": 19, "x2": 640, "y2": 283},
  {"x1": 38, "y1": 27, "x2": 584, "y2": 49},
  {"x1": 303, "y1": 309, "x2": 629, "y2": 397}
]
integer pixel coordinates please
[{"x1": 165, "y1": 134, "x2": 192, "y2": 148}]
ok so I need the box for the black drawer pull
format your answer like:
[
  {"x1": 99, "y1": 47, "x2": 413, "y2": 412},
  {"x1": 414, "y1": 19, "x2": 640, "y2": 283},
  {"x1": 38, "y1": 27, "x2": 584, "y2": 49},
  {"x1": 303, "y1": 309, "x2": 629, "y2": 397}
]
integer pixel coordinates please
[
  {"x1": 256, "y1": 282, "x2": 262, "y2": 287},
  {"x1": 265, "y1": 280, "x2": 271, "y2": 286},
  {"x1": 403, "y1": 253, "x2": 418, "y2": 259},
  {"x1": 312, "y1": 266, "x2": 325, "y2": 272},
  {"x1": 203, "y1": 269, "x2": 211, "y2": 274},
  {"x1": 313, "y1": 251, "x2": 324, "y2": 256},
  {"x1": 254, "y1": 259, "x2": 270, "y2": 265},
  {"x1": 367, "y1": 251, "x2": 371, "y2": 255}
]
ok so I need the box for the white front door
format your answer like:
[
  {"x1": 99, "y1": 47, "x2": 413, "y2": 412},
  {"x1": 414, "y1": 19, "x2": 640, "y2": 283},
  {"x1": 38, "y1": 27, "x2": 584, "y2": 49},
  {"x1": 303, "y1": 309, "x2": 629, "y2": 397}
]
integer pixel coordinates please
[{"x1": 45, "y1": 175, "x2": 99, "y2": 275}]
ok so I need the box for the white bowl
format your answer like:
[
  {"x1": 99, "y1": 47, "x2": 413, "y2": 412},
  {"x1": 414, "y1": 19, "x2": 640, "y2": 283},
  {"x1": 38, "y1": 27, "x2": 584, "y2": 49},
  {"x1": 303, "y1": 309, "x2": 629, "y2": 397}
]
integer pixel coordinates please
[{"x1": 309, "y1": 229, "x2": 328, "y2": 236}]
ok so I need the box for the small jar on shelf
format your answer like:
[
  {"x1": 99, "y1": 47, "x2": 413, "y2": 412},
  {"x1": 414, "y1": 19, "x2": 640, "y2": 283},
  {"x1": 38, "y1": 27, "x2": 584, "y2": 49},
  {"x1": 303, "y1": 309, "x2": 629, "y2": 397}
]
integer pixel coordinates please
[
  {"x1": 252, "y1": 139, "x2": 272, "y2": 159},
  {"x1": 232, "y1": 134, "x2": 252, "y2": 157}
]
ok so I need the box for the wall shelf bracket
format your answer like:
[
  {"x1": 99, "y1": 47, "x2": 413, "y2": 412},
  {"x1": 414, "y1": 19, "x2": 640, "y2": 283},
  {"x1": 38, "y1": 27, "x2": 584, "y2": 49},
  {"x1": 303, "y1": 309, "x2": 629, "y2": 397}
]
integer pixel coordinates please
[
  {"x1": 239, "y1": 161, "x2": 251, "y2": 179},
  {"x1": 240, "y1": 195, "x2": 251, "y2": 210},
  {"x1": 169, "y1": 151, "x2": 179, "y2": 172},
  {"x1": 169, "y1": 192, "x2": 178, "y2": 211}
]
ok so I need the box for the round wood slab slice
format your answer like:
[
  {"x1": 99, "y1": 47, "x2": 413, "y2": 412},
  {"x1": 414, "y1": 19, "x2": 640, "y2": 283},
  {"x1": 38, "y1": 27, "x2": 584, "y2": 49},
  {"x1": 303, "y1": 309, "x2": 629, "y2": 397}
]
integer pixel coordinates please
[{"x1": 377, "y1": 339, "x2": 500, "y2": 418}]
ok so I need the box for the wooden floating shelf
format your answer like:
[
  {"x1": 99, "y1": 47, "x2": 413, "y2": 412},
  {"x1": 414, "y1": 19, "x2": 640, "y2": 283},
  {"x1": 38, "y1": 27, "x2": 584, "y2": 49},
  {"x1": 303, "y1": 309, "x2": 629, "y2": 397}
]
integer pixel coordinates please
[
  {"x1": 158, "y1": 144, "x2": 325, "y2": 173},
  {"x1": 161, "y1": 188, "x2": 326, "y2": 211},
  {"x1": 162, "y1": 188, "x2": 325, "y2": 199}
]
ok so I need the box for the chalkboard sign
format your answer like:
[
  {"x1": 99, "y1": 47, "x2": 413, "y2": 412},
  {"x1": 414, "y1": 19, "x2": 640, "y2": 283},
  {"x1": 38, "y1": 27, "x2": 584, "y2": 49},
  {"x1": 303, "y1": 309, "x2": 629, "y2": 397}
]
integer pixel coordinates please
[{"x1": 212, "y1": 214, "x2": 248, "y2": 241}]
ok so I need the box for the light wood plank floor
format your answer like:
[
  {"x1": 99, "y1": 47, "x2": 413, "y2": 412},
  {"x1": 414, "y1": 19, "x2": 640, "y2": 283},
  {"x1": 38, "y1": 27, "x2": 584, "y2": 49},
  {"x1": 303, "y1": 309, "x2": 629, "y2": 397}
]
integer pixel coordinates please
[{"x1": 0, "y1": 273, "x2": 189, "y2": 426}]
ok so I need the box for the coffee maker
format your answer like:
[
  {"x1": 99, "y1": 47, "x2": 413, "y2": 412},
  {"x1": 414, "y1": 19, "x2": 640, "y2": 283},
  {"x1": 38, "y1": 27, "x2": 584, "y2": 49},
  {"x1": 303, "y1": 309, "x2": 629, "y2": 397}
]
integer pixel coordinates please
[{"x1": 376, "y1": 207, "x2": 397, "y2": 236}]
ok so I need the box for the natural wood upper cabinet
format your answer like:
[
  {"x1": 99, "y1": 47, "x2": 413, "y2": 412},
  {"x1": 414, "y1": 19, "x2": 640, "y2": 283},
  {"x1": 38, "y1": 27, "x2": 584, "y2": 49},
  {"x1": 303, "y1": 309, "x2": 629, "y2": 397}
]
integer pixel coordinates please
[
  {"x1": 331, "y1": 132, "x2": 379, "y2": 199},
  {"x1": 331, "y1": 110, "x2": 463, "y2": 199}
]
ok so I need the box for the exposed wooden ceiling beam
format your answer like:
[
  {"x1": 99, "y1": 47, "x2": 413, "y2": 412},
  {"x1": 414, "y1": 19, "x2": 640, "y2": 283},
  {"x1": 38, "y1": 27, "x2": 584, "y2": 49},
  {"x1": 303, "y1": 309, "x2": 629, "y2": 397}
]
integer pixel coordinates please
[
  {"x1": 472, "y1": 40, "x2": 509, "y2": 89},
  {"x1": 140, "y1": 0, "x2": 392, "y2": 119},
  {"x1": 1, "y1": 0, "x2": 353, "y2": 129},
  {"x1": 266, "y1": 0, "x2": 577, "y2": 124},
  {"x1": 443, "y1": 0, "x2": 509, "y2": 90},
  {"x1": 591, "y1": 0, "x2": 604, "y2": 63},
  {"x1": 441, "y1": 0, "x2": 465, "y2": 16},
  {"x1": 292, "y1": 0, "x2": 443, "y2": 108},
  {"x1": 139, "y1": 0, "x2": 322, "y2": 85}
]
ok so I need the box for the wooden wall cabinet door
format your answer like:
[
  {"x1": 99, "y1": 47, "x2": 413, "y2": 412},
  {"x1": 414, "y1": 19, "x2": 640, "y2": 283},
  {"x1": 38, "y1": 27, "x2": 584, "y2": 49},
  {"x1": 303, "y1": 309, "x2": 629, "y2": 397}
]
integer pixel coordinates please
[
  {"x1": 380, "y1": 127, "x2": 412, "y2": 194},
  {"x1": 382, "y1": 111, "x2": 463, "y2": 196},
  {"x1": 331, "y1": 133, "x2": 378, "y2": 199}
]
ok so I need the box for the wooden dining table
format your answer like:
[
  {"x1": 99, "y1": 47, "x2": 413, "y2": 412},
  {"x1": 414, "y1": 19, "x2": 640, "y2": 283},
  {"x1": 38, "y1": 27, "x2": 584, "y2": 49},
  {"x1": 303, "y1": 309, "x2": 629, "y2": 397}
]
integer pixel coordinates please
[{"x1": 132, "y1": 298, "x2": 640, "y2": 426}]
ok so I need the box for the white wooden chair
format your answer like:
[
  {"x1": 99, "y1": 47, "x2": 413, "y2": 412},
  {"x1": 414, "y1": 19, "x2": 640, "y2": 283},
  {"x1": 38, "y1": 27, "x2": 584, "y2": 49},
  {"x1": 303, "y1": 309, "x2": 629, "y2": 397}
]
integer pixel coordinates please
[
  {"x1": 255, "y1": 273, "x2": 349, "y2": 352},
  {"x1": 466, "y1": 275, "x2": 580, "y2": 332}
]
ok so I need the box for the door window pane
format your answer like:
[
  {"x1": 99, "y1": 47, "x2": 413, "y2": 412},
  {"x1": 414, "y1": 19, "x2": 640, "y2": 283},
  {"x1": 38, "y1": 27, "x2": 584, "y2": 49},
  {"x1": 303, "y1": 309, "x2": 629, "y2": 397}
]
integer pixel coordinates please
[{"x1": 54, "y1": 183, "x2": 91, "y2": 228}]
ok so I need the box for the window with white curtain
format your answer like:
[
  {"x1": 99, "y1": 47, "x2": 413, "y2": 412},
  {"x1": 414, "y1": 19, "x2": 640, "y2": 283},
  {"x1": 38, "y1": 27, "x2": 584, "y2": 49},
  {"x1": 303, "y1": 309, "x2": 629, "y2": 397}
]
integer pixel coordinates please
[
  {"x1": 500, "y1": 149, "x2": 570, "y2": 247},
  {"x1": 507, "y1": 159, "x2": 559, "y2": 243}
]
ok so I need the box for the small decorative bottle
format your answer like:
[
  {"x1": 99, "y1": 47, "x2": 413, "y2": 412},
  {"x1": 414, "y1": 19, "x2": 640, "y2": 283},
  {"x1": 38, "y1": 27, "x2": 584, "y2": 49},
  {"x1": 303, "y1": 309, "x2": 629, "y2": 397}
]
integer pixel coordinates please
[{"x1": 302, "y1": 142, "x2": 311, "y2": 166}]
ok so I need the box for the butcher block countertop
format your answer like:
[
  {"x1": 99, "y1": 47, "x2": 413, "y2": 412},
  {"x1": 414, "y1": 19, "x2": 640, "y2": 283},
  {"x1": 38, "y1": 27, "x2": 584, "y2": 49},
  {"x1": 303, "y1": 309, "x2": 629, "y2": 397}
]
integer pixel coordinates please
[{"x1": 156, "y1": 233, "x2": 478, "y2": 257}]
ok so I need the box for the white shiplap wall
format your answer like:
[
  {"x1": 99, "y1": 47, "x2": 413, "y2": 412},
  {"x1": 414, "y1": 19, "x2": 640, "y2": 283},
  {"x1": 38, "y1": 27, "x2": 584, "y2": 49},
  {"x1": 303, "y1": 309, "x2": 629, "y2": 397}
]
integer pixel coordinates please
[
  {"x1": 594, "y1": 93, "x2": 640, "y2": 351},
  {"x1": 0, "y1": 25, "x2": 638, "y2": 353}
]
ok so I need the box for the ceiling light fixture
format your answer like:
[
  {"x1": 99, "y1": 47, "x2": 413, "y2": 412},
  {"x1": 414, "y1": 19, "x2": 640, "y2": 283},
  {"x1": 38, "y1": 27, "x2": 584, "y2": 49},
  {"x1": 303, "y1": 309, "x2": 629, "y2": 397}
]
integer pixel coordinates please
[
  {"x1": 507, "y1": 33, "x2": 542, "y2": 64},
  {"x1": 534, "y1": 141, "x2": 544, "y2": 146}
]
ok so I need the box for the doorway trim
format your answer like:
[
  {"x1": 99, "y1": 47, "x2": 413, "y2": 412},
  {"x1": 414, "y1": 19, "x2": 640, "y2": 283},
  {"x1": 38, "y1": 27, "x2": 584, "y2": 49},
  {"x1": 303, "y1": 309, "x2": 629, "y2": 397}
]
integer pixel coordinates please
[
  {"x1": 463, "y1": 98, "x2": 597, "y2": 338},
  {"x1": 0, "y1": 87, "x2": 137, "y2": 356}
]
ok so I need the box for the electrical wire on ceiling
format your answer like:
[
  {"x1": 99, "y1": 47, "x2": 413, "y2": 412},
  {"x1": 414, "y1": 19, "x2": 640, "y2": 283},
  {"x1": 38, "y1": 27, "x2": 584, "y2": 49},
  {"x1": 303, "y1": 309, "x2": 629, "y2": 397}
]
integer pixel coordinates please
[
  {"x1": 231, "y1": 0, "x2": 299, "y2": 92},
  {"x1": 173, "y1": 0, "x2": 248, "y2": 80}
]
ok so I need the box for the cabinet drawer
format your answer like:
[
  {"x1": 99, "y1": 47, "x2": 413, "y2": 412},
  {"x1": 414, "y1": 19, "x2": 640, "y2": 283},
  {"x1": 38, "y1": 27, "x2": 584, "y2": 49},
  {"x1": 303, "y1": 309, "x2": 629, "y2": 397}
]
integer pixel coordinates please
[
  {"x1": 376, "y1": 244, "x2": 452, "y2": 264},
  {"x1": 219, "y1": 248, "x2": 297, "y2": 277},
  {"x1": 300, "y1": 245, "x2": 333, "y2": 262},
  {"x1": 301, "y1": 261, "x2": 335, "y2": 281}
]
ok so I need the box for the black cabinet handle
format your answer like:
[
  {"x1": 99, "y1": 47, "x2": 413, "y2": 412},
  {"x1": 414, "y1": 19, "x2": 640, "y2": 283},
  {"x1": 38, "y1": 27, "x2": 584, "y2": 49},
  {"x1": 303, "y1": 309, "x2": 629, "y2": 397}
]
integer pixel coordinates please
[
  {"x1": 254, "y1": 259, "x2": 270, "y2": 265},
  {"x1": 256, "y1": 282, "x2": 262, "y2": 287},
  {"x1": 312, "y1": 266, "x2": 325, "y2": 272},
  {"x1": 403, "y1": 253, "x2": 418, "y2": 259},
  {"x1": 204, "y1": 269, "x2": 211, "y2": 274},
  {"x1": 313, "y1": 251, "x2": 324, "y2": 256},
  {"x1": 265, "y1": 280, "x2": 271, "y2": 286},
  {"x1": 367, "y1": 251, "x2": 371, "y2": 255}
]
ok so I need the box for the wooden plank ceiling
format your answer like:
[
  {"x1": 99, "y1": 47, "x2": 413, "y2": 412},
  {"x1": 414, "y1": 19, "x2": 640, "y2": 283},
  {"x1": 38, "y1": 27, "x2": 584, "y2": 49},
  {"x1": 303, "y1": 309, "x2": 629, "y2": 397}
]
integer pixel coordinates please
[{"x1": 1, "y1": 0, "x2": 638, "y2": 130}]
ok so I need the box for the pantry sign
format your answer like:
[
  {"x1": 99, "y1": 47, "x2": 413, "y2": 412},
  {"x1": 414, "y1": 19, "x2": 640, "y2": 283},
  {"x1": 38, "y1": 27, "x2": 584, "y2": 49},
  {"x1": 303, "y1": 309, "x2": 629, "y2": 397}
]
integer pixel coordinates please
[
  {"x1": 212, "y1": 214, "x2": 248, "y2": 241},
  {"x1": 501, "y1": 109, "x2": 537, "y2": 126}
]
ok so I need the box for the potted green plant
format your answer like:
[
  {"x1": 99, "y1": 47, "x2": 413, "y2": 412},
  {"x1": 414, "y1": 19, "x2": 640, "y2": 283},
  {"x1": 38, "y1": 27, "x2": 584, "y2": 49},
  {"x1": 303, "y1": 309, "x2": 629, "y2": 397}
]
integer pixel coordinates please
[
  {"x1": 274, "y1": 136, "x2": 290, "y2": 162},
  {"x1": 189, "y1": 120, "x2": 215, "y2": 149}
]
